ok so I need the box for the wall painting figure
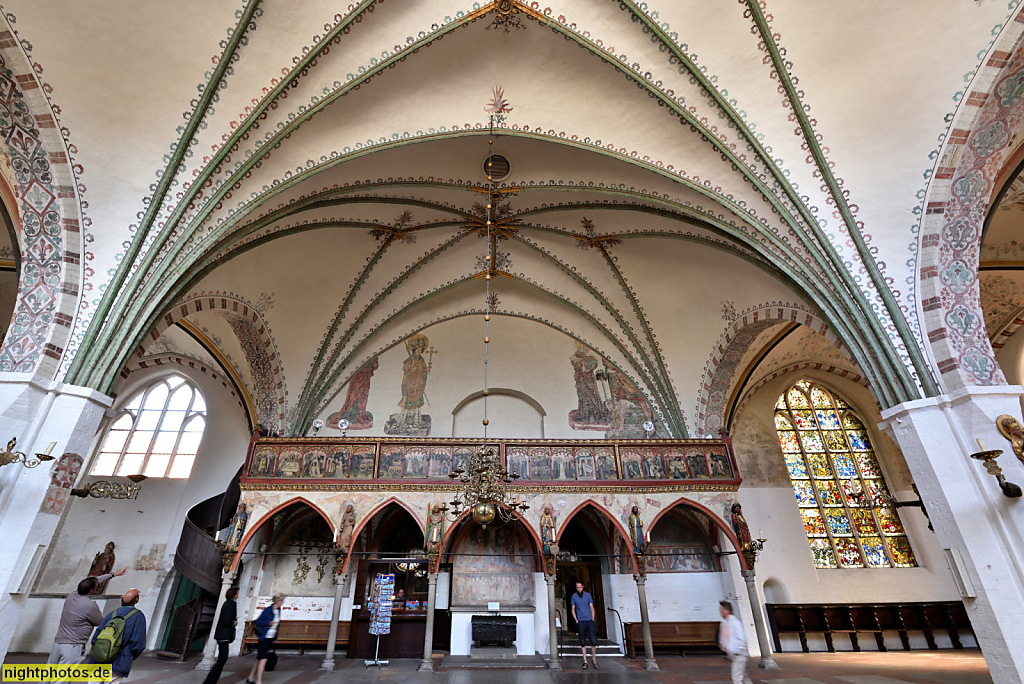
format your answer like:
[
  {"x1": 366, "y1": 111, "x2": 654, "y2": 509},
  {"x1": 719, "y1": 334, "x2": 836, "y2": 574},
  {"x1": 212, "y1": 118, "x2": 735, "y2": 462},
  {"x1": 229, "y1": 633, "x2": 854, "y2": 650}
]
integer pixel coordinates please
[
  {"x1": 327, "y1": 357, "x2": 378, "y2": 430},
  {"x1": 384, "y1": 334, "x2": 435, "y2": 436},
  {"x1": 601, "y1": 361, "x2": 655, "y2": 438},
  {"x1": 568, "y1": 342, "x2": 613, "y2": 430}
]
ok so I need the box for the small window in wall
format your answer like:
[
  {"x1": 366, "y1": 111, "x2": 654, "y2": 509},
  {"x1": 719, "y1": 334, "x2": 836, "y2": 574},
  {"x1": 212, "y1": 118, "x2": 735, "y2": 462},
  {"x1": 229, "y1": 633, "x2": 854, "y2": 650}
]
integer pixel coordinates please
[
  {"x1": 91, "y1": 374, "x2": 207, "y2": 479},
  {"x1": 774, "y1": 380, "x2": 916, "y2": 569}
]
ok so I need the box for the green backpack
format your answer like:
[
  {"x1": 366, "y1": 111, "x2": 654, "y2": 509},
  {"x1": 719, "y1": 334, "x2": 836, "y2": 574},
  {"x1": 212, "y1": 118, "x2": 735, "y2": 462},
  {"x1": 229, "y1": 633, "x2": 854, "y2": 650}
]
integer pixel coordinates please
[{"x1": 91, "y1": 608, "x2": 139, "y2": 663}]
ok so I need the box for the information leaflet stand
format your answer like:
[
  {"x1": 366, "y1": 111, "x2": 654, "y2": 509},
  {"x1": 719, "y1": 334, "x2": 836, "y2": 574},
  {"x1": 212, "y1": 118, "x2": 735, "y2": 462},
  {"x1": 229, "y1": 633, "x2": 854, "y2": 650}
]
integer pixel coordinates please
[{"x1": 365, "y1": 573, "x2": 394, "y2": 667}]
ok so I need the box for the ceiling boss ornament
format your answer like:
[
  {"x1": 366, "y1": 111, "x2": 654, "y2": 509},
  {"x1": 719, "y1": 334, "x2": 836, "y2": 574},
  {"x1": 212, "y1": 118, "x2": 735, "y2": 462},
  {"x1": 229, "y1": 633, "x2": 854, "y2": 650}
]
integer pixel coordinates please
[{"x1": 438, "y1": 87, "x2": 528, "y2": 529}]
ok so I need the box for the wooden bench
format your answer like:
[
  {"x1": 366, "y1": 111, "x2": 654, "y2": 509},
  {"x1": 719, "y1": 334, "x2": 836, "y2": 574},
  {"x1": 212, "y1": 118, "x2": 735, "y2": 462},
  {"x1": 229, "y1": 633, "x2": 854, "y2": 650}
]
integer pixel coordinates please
[
  {"x1": 623, "y1": 621, "x2": 720, "y2": 658},
  {"x1": 241, "y1": 620, "x2": 351, "y2": 655},
  {"x1": 766, "y1": 602, "x2": 973, "y2": 653}
]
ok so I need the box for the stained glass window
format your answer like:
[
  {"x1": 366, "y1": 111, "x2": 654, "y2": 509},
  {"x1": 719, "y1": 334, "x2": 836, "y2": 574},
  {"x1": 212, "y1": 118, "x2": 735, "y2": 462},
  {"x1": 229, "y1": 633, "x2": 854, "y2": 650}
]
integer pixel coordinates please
[
  {"x1": 91, "y1": 374, "x2": 207, "y2": 479},
  {"x1": 774, "y1": 380, "x2": 916, "y2": 568}
]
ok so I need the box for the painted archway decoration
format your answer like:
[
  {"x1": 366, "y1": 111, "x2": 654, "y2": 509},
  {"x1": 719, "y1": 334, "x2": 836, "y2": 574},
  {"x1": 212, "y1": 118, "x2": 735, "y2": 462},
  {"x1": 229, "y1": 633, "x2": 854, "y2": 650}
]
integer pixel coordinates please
[
  {"x1": 0, "y1": 35, "x2": 82, "y2": 376},
  {"x1": 695, "y1": 303, "x2": 847, "y2": 435},
  {"x1": 128, "y1": 292, "x2": 286, "y2": 431},
  {"x1": 917, "y1": 14, "x2": 1024, "y2": 390},
  {"x1": 230, "y1": 495, "x2": 335, "y2": 574}
]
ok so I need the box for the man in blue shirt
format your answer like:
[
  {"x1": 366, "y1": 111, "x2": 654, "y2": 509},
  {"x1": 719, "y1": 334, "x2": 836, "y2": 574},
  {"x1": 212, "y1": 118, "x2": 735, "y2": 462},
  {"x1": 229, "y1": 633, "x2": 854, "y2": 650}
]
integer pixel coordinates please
[
  {"x1": 569, "y1": 582, "x2": 599, "y2": 669},
  {"x1": 90, "y1": 589, "x2": 147, "y2": 682}
]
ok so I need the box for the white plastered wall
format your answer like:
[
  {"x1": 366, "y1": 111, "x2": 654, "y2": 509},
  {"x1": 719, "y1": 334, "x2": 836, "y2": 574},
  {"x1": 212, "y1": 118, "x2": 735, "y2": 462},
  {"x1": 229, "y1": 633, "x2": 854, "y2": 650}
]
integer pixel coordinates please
[
  {"x1": 729, "y1": 370, "x2": 964, "y2": 652},
  {"x1": 10, "y1": 363, "x2": 251, "y2": 653}
]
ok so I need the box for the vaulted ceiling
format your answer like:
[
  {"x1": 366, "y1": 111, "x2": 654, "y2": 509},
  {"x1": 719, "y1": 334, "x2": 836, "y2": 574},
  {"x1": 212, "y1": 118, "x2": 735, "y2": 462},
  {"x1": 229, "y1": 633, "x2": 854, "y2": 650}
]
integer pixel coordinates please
[{"x1": 1, "y1": 0, "x2": 1017, "y2": 435}]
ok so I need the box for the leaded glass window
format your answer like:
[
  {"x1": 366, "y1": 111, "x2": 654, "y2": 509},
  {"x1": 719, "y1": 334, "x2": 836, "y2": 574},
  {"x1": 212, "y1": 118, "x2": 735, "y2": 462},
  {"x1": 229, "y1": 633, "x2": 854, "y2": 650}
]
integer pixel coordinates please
[
  {"x1": 91, "y1": 374, "x2": 207, "y2": 479},
  {"x1": 774, "y1": 380, "x2": 916, "y2": 568}
]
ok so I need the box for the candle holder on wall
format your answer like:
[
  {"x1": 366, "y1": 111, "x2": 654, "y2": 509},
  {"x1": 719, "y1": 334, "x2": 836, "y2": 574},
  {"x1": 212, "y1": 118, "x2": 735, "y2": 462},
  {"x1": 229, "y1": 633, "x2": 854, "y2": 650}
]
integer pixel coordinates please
[{"x1": 970, "y1": 440, "x2": 1022, "y2": 499}]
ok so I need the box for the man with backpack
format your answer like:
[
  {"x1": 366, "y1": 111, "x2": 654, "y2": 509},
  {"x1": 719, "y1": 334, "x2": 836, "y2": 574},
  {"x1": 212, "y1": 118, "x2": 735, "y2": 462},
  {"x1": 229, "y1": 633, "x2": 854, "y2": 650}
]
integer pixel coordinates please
[
  {"x1": 47, "y1": 567, "x2": 128, "y2": 665},
  {"x1": 89, "y1": 589, "x2": 147, "y2": 681}
]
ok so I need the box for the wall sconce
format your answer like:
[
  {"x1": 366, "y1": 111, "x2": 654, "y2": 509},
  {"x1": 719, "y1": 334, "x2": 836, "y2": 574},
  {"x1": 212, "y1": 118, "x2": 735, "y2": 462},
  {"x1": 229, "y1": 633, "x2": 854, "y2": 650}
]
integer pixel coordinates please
[
  {"x1": 311, "y1": 419, "x2": 324, "y2": 437},
  {"x1": 70, "y1": 474, "x2": 147, "y2": 500},
  {"x1": 971, "y1": 440, "x2": 1022, "y2": 499},
  {"x1": 0, "y1": 438, "x2": 56, "y2": 469}
]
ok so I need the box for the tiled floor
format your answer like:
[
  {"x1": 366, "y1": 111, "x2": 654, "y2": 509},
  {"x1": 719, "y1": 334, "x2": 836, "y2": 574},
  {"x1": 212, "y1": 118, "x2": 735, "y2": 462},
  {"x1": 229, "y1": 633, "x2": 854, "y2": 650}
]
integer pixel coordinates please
[{"x1": 3, "y1": 650, "x2": 992, "y2": 684}]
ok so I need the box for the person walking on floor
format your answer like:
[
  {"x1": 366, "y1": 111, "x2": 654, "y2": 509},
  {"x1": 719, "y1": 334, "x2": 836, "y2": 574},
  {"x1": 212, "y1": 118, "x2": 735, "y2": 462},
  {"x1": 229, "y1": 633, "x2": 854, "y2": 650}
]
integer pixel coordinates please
[
  {"x1": 246, "y1": 595, "x2": 284, "y2": 684},
  {"x1": 47, "y1": 567, "x2": 128, "y2": 665},
  {"x1": 89, "y1": 589, "x2": 147, "y2": 682},
  {"x1": 570, "y1": 581, "x2": 599, "y2": 670},
  {"x1": 202, "y1": 586, "x2": 239, "y2": 684},
  {"x1": 718, "y1": 600, "x2": 752, "y2": 684}
]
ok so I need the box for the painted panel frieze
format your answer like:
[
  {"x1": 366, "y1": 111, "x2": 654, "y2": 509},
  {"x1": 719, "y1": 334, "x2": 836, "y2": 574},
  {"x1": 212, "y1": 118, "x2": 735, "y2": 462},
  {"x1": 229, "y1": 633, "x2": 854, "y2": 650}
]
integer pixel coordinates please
[{"x1": 242, "y1": 437, "x2": 738, "y2": 487}]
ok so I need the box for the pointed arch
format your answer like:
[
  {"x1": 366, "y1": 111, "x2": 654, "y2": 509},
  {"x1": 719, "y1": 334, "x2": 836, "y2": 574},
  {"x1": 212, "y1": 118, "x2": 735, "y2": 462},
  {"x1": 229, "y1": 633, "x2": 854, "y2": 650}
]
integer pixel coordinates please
[
  {"x1": 916, "y1": 16, "x2": 1024, "y2": 390},
  {"x1": 650, "y1": 496, "x2": 751, "y2": 571},
  {"x1": 342, "y1": 496, "x2": 424, "y2": 573},
  {"x1": 695, "y1": 302, "x2": 850, "y2": 435},
  {"x1": 0, "y1": 30, "x2": 84, "y2": 377},
  {"x1": 123, "y1": 293, "x2": 285, "y2": 432},
  {"x1": 439, "y1": 508, "x2": 544, "y2": 573},
  {"x1": 557, "y1": 499, "x2": 638, "y2": 575},
  {"x1": 230, "y1": 496, "x2": 334, "y2": 573}
]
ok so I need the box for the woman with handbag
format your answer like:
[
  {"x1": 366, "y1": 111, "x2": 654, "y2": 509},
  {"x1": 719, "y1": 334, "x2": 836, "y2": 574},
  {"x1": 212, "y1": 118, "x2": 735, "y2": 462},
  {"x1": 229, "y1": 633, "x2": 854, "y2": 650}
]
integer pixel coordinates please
[
  {"x1": 202, "y1": 586, "x2": 238, "y2": 684},
  {"x1": 246, "y1": 595, "x2": 284, "y2": 684}
]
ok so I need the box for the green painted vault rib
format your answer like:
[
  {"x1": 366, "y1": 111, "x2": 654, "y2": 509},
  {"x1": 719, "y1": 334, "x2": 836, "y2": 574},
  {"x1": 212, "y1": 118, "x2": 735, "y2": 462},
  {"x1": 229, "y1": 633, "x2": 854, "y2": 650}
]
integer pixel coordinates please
[{"x1": 67, "y1": 0, "x2": 923, "y2": 423}]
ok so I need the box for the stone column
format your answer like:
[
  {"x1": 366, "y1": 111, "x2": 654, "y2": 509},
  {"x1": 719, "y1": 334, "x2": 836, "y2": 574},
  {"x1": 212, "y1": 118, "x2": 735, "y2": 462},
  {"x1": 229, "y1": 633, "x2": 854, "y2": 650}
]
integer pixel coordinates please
[
  {"x1": 418, "y1": 572, "x2": 439, "y2": 671},
  {"x1": 741, "y1": 569, "x2": 778, "y2": 669},
  {"x1": 321, "y1": 565, "x2": 350, "y2": 671},
  {"x1": 196, "y1": 567, "x2": 236, "y2": 670},
  {"x1": 545, "y1": 574, "x2": 561, "y2": 671},
  {"x1": 633, "y1": 574, "x2": 659, "y2": 671},
  {"x1": 880, "y1": 387, "x2": 1024, "y2": 684}
]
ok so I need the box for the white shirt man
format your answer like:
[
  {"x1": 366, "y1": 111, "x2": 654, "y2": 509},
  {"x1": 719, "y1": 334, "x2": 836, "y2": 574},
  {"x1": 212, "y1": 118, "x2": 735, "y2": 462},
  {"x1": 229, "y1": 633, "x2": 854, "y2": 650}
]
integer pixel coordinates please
[{"x1": 718, "y1": 600, "x2": 752, "y2": 684}]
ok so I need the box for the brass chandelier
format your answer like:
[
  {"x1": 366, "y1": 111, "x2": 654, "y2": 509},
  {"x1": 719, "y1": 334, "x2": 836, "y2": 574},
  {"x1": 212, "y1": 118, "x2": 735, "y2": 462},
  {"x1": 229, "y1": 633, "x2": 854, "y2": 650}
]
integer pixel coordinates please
[
  {"x1": 444, "y1": 444, "x2": 528, "y2": 527},
  {"x1": 438, "y1": 89, "x2": 528, "y2": 528}
]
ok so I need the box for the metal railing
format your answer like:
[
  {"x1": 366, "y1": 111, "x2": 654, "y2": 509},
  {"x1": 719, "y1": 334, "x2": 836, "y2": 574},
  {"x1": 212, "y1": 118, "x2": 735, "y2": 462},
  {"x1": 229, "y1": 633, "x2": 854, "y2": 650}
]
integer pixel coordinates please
[
  {"x1": 607, "y1": 607, "x2": 626, "y2": 654},
  {"x1": 555, "y1": 609, "x2": 565, "y2": 658}
]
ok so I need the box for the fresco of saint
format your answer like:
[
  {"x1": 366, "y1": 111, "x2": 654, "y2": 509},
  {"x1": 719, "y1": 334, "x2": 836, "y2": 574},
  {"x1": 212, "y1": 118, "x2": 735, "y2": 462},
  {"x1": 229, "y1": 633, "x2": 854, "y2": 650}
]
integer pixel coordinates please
[
  {"x1": 384, "y1": 334, "x2": 434, "y2": 436},
  {"x1": 327, "y1": 357, "x2": 378, "y2": 430},
  {"x1": 568, "y1": 343, "x2": 612, "y2": 430}
]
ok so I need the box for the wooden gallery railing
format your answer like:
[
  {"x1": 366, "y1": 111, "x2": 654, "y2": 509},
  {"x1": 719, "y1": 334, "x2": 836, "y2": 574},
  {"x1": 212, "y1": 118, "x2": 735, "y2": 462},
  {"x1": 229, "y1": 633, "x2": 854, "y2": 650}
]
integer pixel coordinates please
[{"x1": 239, "y1": 437, "x2": 740, "y2": 489}]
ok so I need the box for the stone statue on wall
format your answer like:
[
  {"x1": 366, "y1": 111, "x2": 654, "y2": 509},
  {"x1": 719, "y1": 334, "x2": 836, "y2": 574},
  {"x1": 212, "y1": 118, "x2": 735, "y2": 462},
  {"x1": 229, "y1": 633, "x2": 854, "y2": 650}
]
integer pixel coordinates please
[
  {"x1": 628, "y1": 505, "x2": 645, "y2": 555},
  {"x1": 426, "y1": 503, "x2": 445, "y2": 555},
  {"x1": 89, "y1": 541, "x2": 116, "y2": 593},
  {"x1": 223, "y1": 503, "x2": 248, "y2": 551},
  {"x1": 337, "y1": 504, "x2": 356, "y2": 553},
  {"x1": 540, "y1": 505, "x2": 557, "y2": 555},
  {"x1": 730, "y1": 502, "x2": 752, "y2": 549}
]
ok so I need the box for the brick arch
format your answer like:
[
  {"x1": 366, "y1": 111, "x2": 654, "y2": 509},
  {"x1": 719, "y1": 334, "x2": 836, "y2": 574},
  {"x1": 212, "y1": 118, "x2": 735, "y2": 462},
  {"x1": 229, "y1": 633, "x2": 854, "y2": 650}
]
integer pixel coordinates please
[
  {"x1": 0, "y1": 33, "x2": 83, "y2": 376},
  {"x1": 230, "y1": 496, "x2": 334, "y2": 573},
  {"x1": 917, "y1": 15, "x2": 1024, "y2": 390},
  {"x1": 128, "y1": 293, "x2": 286, "y2": 431},
  {"x1": 695, "y1": 303, "x2": 847, "y2": 435}
]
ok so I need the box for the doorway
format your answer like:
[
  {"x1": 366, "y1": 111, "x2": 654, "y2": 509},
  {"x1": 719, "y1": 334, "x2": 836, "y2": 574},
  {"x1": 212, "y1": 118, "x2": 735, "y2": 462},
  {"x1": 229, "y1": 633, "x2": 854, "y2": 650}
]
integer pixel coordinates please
[
  {"x1": 555, "y1": 562, "x2": 606, "y2": 639},
  {"x1": 554, "y1": 515, "x2": 608, "y2": 639}
]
